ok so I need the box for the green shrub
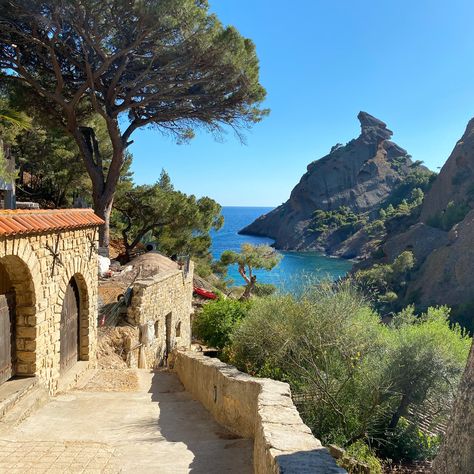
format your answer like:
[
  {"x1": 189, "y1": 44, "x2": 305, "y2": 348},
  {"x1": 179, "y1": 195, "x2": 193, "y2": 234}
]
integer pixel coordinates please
[
  {"x1": 227, "y1": 281, "x2": 471, "y2": 459},
  {"x1": 427, "y1": 200, "x2": 471, "y2": 231},
  {"x1": 355, "y1": 251, "x2": 415, "y2": 309},
  {"x1": 253, "y1": 282, "x2": 277, "y2": 297},
  {"x1": 366, "y1": 219, "x2": 386, "y2": 236},
  {"x1": 193, "y1": 298, "x2": 251, "y2": 350},
  {"x1": 379, "y1": 418, "x2": 441, "y2": 462},
  {"x1": 310, "y1": 206, "x2": 365, "y2": 234},
  {"x1": 340, "y1": 440, "x2": 382, "y2": 474},
  {"x1": 229, "y1": 281, "x2": 389, "y2": 444},
  {"x1": 194, "y1": 259, "x2": 212, "y2": 278}
]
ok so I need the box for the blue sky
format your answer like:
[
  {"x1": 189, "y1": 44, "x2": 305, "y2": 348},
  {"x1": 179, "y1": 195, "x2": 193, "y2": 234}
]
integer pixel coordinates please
[{"x1": 129, "y1": 0, "x2": 474, "y2": 206}]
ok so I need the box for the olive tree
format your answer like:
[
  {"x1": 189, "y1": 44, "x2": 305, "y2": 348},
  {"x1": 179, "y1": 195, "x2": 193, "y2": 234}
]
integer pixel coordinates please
[{"x1": 0, "y1": 0, "x2": 268, "y2": 247}]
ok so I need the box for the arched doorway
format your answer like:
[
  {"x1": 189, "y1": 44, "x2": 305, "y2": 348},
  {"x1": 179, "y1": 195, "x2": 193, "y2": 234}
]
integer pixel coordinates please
[
  {"x1": 0, "y1": 255, "x2": 36, "y2": 385},
  {"x1": 0, "y1": 265, "x2": 15, "y2": 385},
  {"x1": 60, "y1": 277, "x2": 80, "y2": 374}
]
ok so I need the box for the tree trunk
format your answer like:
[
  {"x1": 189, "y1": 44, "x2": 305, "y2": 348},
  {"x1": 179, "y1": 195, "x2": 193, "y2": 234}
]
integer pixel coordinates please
[
  {"x1": 388, "y1": 393, "x2": 410, "y2": 430},
  {"x1": 240, "y1": 275, "x2": 256, "y2": 300},
  {"x1": 94, "y1": 198, "x2": 113, "y2": 252},
  {"x1": 433, "y1": 341, "x2": 474, "y2": 474},
  {"x1": 69, "y1": 125, "x2": 125, "y2": 252}
]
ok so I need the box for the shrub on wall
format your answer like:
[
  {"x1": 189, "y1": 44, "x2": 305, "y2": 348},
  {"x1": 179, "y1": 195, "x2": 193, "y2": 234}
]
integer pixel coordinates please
[{"x1": 426, "y1": 200, "x2": 471, "y2": 231}]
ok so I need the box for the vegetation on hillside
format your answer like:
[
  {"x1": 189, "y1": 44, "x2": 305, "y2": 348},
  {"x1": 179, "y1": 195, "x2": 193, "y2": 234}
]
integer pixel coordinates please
[
  {"x1": 193, "y1": 280, "x2": 471, "y2": 468},
  {"x1": 354, "y1": 250, "x2": 416, "y2": 311},
  {"x1": 309, "y1": 168, "x2": 436, "y2": 244},
  {"x1": 426, "y1": 200, "x2": 471, "y2": 231}
]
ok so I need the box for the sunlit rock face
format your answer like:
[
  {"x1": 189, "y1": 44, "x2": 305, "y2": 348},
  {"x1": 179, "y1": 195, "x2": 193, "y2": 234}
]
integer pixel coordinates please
[
  {"x1": 240, "y1": 112, "x2": 415, "y2": 252},
  {"x1": 420, "y1": 117, "x2": 474, "y2": 223}
]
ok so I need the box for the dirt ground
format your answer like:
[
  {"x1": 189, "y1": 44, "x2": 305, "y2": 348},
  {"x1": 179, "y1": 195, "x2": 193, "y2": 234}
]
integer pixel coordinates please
[
  {"x1": 96, "y1": 326, "x2": 139, "y2": 369},
  {"x1": 79, "y1": 369, "x2": 139, "y2": 392}
]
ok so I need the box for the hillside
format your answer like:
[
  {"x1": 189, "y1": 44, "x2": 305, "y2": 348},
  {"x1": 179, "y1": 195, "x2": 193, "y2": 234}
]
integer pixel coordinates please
[
  {"x1": 371, "y1": 117, "x2": 474, "y2": 328},
  {"x1": 240, "y1": 112, "x2": 432, "y2": 258}
]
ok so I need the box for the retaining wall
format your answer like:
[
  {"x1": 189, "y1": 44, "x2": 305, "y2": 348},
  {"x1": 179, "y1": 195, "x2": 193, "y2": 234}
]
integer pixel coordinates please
[{"x1": 174, "y1": 350, "x2": 345, "y2": 473}]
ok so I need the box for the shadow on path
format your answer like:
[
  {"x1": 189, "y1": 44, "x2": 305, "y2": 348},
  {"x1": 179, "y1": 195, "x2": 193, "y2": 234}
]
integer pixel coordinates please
[{"x1": 147, "y1": 370, "x2": 253, "y2": 473}]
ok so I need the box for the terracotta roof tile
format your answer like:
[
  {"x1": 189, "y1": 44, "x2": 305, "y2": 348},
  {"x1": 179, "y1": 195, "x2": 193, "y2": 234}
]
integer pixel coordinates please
[{"x1": 0, "y1": 209, "x2": 104, "y2": 237}]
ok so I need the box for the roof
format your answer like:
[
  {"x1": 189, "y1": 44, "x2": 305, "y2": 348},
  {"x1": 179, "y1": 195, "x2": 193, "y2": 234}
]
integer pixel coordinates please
[{"x1": 0, "y1": 209, "x2": 104, "y2": 237}]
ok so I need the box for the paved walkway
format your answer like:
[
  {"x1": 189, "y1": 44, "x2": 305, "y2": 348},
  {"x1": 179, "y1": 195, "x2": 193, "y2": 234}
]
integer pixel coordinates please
[{"x1": 0, "y1": 370, "x2": 253, "y2": 473}]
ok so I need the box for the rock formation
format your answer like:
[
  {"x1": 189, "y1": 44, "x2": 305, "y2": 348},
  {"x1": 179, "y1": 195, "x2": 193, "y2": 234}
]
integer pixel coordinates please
[
  {"x1": 421, "y1": 118, "x2": 474, "y2": 222},
  {"x1": 240, "y1": 112, "x2": 417, "y2": 254},
  {"x1": 366, "y1": 116, "x2": 474, "y2": 326},
  {"x1": 403, "y1": 209, "x2": 474, "y2": 310}
]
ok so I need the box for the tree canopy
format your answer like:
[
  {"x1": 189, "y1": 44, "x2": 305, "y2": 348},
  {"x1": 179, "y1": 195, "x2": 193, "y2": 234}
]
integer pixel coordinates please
[
  {"x1": 113, "y1": 170, "x2": 223, "y2": 261},
  {"x1": 219, "y1": 243, "x2": 281, "y2": 299},
  {"x1": 0, "y1": 0, "x2": 268, "y2": 246}
]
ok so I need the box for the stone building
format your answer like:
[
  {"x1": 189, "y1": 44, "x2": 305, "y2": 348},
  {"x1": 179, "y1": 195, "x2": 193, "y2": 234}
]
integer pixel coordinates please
[
  {"x1": 126, "y1": 257, "x2": 194, "y2": 367},
  {"x1": 0, "y1": 209, "x2": 102, "y2": 394},
  {"x1": 98, "y1": 251, "x2": 194, "y2": 368}
]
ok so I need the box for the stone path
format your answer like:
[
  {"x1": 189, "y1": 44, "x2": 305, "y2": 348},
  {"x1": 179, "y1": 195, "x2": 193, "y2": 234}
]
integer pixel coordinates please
[
  {"x1": 0, "y1": 370, "x2": 253, "y2": 473},
  {"x1": 0, "y1": 440, "x2": 116, "y2": 473}
]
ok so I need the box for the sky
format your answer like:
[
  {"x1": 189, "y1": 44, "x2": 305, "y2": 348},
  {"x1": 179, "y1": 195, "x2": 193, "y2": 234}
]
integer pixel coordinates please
[{"x1": 128, "y1": 0, "x2": 474, "y2": 207}]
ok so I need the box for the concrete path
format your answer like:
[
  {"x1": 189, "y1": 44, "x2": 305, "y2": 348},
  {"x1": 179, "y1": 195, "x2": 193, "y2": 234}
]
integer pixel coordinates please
[{"x1": 0, "y1": 370, "x2": 253, "y2": 473}]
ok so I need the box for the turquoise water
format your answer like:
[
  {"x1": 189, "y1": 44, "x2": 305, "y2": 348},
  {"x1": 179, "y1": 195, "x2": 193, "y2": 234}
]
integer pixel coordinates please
[{"x1": 210, "y1": 207, "x2": 353, "y2": 291}]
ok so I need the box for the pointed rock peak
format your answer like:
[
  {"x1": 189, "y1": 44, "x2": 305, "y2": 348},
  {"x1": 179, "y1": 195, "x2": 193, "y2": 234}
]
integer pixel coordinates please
[{"x1": 357, "y1": 111, "x2": 393, "y2": 140}]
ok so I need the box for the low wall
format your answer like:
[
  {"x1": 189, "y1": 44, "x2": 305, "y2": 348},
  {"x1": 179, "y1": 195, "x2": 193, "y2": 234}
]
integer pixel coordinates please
[{"x1": 174, "y1": 350, "x2": 345, "y2": 474}]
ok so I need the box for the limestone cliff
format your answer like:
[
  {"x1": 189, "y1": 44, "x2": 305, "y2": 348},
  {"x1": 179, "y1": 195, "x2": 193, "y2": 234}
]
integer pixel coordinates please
[
  {"x1": 363, "y1": 117, "x2": 474, "y2": 328},
  {"x1": 240, "y1": 112, "x2": 417, "y2": 254},
  {"x1": 421, "y1": 118, "x2": 474, "y2": 223}
]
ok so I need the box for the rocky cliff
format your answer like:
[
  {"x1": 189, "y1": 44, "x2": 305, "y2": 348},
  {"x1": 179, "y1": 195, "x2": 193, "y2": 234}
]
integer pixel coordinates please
[
  {"x1": 365, "y1": 117, "x2": 474, "y2": 329},
  {"x1": 420, "y1": 118, "x2": 474, "y2": 223},
  {"x1": 240, "y1": 112, "x2": 419, "y2": 254}
]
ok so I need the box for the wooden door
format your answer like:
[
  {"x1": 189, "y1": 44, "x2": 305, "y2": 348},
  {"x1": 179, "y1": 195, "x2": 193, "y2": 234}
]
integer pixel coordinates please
[
  {"x1": 0, "y1": 293, "x2": 15, "y2": 385},
  {"x1": 60, "y1": 281, "x2": 79, "y2": 374}
]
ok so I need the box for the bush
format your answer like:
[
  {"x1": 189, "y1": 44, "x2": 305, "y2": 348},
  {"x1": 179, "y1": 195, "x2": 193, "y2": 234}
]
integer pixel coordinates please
[
  {"x1": 355, "y1": 251, "x2": 415, "y2": 309},
  {"x1": 381, "y1": 306, "x2": 470, "y2": 434},
  {"x1": 253, "y1": 282, "x2": 277, "y2": 297},
  {"x1": 339, "y1": 440, "x2": 382, "y2": 474},
  {"x1": 227, "y1": 281, "x2": 471, "y2": 458},
  {"x1": 427, "y1": 200, "x2": 471, "y2": 231},
  {"x1": 379, "y1": 417, "x2": 441, "y2": 462},
  {"x1": 229, "y1": 281, "x2": 389, "y2": 444},
  {"x1": 193, "y1": 298, "x2": 251, "y2": 350},
  {"x1": 310, "y1": 206, "x2": 365, "y2": 234}
]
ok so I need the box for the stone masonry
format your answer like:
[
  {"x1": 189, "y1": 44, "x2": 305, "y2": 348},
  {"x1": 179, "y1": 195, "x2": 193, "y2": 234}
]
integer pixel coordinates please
[
  {"x1": 126, "y1": 262, "x2": 193, "y2": 367},
  {"x1": 174, "y1": 350, "x2": 346, "y2": 474},
  {"x1": 0, "y1": 209, "x2": 102, "y2": 394}
]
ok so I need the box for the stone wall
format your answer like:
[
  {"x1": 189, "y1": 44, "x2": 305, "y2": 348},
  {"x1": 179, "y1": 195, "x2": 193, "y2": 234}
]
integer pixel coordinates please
[
  {"x1": 0, "y1": 222, "x2": 100, "y2": 394},
  {"x1": 173, "y1": 350, "x2": 345, "y2": 474},
  {"x1": 127, "y1": 263, "x2": 193, "y2": 367}
]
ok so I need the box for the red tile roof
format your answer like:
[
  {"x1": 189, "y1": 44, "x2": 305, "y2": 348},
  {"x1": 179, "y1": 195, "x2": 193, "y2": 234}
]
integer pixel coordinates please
[{"x1": 0, "y1": 209, "x2": 104, "y2": 237}]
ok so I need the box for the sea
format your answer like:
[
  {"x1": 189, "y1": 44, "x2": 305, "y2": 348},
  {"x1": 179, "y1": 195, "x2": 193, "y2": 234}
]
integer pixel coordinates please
[{"x1": 210, "y1": 207, "x2": 353, "y2": 291}]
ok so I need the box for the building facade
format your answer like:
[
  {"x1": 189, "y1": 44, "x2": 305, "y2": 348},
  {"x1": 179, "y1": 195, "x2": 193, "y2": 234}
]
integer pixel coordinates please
[{"x1": 0, "y1": 209, "x2": 102, "y2": 394}]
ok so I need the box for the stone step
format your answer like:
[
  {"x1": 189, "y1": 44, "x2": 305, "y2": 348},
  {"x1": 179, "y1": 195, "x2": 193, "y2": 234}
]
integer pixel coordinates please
[
  {"x1": 0, "y1": 383, "x2": 49, "y2": 426},
  {"x1": 0, "y1": 377, "x2": 39, "y2": 420}
]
